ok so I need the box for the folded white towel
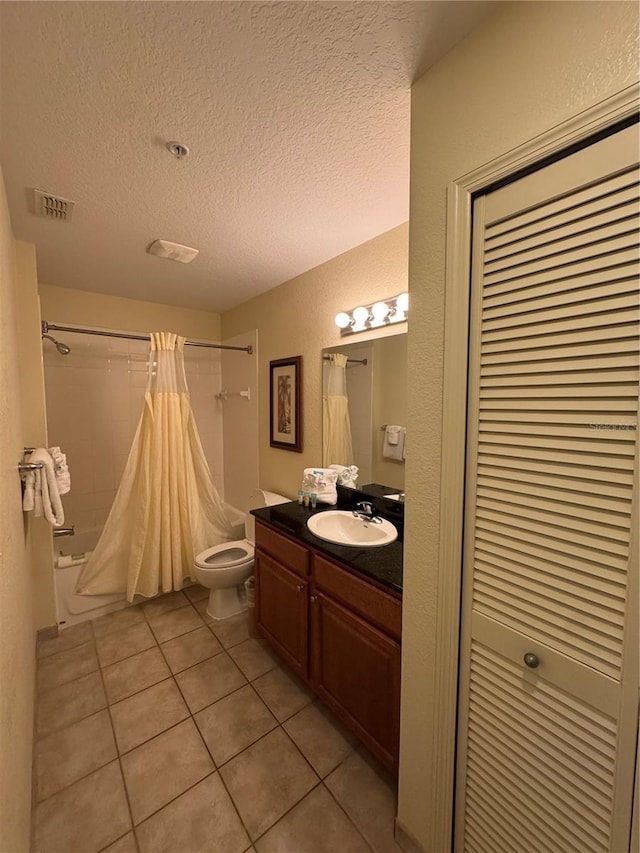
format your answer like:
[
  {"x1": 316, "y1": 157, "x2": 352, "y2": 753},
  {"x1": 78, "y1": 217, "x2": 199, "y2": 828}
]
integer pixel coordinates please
[
  {"x1": 22, "y1": 448, "x2": 65, "y2": 527},
  {"x1": 48, "y1": 446, "x2": 71, "y2": 495},
  {"x1": 383, "y1": 426, "x2": 405, "y2": 461},
  {"x1": 385, "y1": 426, "x2": 401, "y2": 446},
  {"x1": 301, "y1": 467, "x2": 338, "y2": 505}
]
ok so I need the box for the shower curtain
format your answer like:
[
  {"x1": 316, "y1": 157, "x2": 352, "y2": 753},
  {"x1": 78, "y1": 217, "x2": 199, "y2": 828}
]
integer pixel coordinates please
[
  {"x1": 322, "y1": 353, "x2": 354, "y2": 467},
  {"x1": 77, "y1": 332, "x2": 234, "y2": 601}
]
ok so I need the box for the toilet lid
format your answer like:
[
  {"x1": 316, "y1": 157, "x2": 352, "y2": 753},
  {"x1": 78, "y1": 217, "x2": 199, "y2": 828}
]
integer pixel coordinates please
[{"x1": 195, "y1": 540, "x2": 254, "y2": 568}]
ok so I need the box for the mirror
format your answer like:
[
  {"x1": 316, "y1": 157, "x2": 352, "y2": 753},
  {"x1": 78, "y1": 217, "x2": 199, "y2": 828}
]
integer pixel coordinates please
[{"x1": 323, "y1": 331, "x2": 407, "y2": 493}]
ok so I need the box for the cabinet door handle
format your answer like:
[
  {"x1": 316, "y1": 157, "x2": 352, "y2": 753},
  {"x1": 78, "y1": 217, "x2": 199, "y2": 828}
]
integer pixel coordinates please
[
  {"x1": 296, "y1": 584, "x2": 304, "y2": 593},
  {"x1": 310, "y1": 594, "x2": 318, "y2": 603},
  {"x1": 523, "y1": 652, "x2": 539, "y2": 669}
]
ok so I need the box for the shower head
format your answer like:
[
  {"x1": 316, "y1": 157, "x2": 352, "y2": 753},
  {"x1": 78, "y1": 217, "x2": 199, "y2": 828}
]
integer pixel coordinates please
[{"x1": 42, "y1": 333, "x2": 71, "y2": 355}]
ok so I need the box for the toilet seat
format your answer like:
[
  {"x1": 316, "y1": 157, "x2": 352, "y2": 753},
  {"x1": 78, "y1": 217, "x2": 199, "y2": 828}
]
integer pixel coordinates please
[{"x1": 195, "y1": 539, "x2": 254, "y2": 569}]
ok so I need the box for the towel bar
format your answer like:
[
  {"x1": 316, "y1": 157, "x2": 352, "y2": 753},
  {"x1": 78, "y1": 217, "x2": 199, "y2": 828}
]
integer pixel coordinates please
[{"x1": 19, "y1": 461, "x2": 43, "y2": 471}]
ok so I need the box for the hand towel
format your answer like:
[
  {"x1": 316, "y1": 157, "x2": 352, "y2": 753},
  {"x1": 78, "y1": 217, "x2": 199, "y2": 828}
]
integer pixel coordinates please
[
  {"x1": 383, "y1": 425, "x2": 405, "y2": 461},
  {"x1": 48, "y1": 446, "x2": 71, "y2": 495},
  {"x1": 23, "y1": 448, "x2": 65, "y2": 527},
  {"x1": 301, "y1": 467, "x2": 338, "y2": 504}
]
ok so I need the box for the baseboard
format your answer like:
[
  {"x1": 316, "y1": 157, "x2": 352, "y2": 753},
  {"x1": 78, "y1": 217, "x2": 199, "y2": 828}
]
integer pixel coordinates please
[{"x1": 394, "y1": 818, "x2": 425, "y2": 853}]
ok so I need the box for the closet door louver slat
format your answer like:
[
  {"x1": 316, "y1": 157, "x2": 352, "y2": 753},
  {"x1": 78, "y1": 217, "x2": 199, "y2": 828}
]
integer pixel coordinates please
[{"x1": 456, "y1": 124, "x2": 639, "y2": 853}]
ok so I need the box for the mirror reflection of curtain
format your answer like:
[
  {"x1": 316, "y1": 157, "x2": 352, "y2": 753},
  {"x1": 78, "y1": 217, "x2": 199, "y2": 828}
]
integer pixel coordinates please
[
  {"x1": 322, "y1": 353, "x2": 354, "y2": 466},
  {"x1": 76, "y1": 332, "x2": 234, "y2": 601}
]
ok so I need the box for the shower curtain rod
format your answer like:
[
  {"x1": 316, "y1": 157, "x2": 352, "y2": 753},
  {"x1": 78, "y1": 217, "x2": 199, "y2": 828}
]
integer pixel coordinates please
[
  {"x1": 322, "y1": 355, "x2": 367, "y2": 366},
  {"x1": 41, "y1": 322, "x2": 252, "y2": 353}
]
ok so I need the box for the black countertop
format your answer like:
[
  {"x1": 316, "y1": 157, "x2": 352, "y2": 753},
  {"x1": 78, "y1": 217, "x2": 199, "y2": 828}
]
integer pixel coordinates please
[{"x1": 251, "y1": 500, "x2": 403, "y2": 594}]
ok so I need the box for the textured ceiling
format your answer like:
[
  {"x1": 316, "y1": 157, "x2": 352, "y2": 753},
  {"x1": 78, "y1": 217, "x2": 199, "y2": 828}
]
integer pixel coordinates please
[{"x1": 0, "y1": 1, "x2": 496, "y2": 312}]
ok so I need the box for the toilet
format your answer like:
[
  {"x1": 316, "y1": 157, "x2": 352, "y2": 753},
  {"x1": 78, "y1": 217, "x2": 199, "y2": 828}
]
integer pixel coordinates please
[{"x1": 194, "y1": 489, "x2": 289, "y2": 620}]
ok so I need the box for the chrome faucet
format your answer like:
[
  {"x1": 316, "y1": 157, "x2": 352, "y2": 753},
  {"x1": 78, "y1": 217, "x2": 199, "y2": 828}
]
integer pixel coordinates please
[{"x1": 353, "y1": 501, "x2": 383, "y2": 523}]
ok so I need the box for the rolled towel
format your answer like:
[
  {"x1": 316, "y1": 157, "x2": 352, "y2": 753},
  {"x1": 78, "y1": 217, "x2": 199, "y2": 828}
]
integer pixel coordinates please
[
  {"x1": 22, "y1": 470, "x2": 36, "y2": 511},
  {"x1": 25, "y1": 448, "x2": 65, "y2": 527},
  {"x1": 48, "y1": 446, "x2": 71, "y2": 495}
]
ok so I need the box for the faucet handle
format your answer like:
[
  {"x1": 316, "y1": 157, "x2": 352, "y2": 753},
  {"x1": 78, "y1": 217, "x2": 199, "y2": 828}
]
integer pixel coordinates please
[{"x1": 356, "y1": 501, "x2": 374, "y2": 514}]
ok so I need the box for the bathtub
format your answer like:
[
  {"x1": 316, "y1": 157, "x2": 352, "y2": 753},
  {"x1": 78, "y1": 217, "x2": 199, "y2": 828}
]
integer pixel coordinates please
[
  {"x1": 54, "y1": 527, "x2": 130, "y2": 628},
  {"x1": 54, "y1": 506, "x2": 246, "y2": 628}
]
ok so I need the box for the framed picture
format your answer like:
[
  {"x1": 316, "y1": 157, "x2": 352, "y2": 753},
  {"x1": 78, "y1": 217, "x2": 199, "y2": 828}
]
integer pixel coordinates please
[{"x1": 270, "y1": 356, "x2": 303, "y2": 452}]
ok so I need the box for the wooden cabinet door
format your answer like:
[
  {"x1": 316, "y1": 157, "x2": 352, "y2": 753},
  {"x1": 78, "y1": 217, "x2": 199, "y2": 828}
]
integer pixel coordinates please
[
  {"x1": 310, "y1": 590, "x2": 401, "y2": 772},
  {"x1": 256, "y1": 550, "x2": 309, "y2": 679}
]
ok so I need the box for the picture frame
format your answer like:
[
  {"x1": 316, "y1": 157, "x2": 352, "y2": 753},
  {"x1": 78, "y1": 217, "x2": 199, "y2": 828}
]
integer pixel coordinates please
[{"x1": 269, "y1": 356, "x2": 303, "y2": 452}]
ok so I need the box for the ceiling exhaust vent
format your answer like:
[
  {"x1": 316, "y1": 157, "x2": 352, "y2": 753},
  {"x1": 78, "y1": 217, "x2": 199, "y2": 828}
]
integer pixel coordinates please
[{"x1": 33, "y1": 189, "x2": 75, "y2": 222}]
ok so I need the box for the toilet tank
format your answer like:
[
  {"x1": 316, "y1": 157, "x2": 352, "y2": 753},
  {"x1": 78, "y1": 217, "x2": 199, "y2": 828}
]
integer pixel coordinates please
[{"x1": 245, "y1": 489, "x2": 290, "y2": 544}]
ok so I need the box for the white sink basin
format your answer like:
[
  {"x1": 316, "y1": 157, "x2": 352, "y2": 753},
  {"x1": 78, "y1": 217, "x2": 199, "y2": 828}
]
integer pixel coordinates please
[{"x1": 307, "y1": 511, "x2": 397, "y2": 548}]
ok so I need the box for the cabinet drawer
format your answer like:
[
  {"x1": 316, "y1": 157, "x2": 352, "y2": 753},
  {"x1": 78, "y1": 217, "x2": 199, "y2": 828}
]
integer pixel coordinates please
[
  {"x1": 255, "y1": 521, "x2": 309, "y2": 577},
  {"x1": 313, "y1": 554, "x2": 402, "y2": 641}
]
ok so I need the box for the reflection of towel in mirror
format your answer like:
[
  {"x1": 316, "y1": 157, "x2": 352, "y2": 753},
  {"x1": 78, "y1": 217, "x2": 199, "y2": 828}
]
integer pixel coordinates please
[
  {"x1": 383, "y1": 426, "x2": 405, "y2": 461},
  {"x1": 21, "y1": 448, "x2": 65, "y2": 526},
  {"x1": 328, "y1": 464, "x2": 359, "y2": 488}
]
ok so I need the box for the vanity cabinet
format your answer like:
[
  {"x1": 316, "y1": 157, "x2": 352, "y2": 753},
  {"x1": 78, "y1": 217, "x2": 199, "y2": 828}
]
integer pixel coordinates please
[
  {"x1": 255, "y1": 524, "x2": 309, "y2": 680},
  {"x1": 255, "y1": 520, "x2": 402, "y2": 772}
]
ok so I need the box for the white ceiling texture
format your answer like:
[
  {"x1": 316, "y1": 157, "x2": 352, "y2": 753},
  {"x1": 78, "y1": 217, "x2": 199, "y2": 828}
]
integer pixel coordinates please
[{"x1": 0, "y1": 1, "x2": 496, "y2": 313}]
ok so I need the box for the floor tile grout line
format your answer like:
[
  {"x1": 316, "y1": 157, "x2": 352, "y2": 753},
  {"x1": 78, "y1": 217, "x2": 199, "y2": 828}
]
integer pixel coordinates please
[
  {"x1": 322, "y1": 771, "x2": 378, "y2": 853},
  {"x1": 36, "y1": 668, "x2": 372, "y2": 852},
  {"x1": 121, "y1": 629, "x2": 242, "y2": 840},
  {"x1": 93, "y1": 621, "x2": 140, "y2": 851},
  {"x1": 95, "y1": 828, "x2": 137, "y2": 853},
  {"x1": 187, "y1": 689, "x2": 257, "y2": 847},
  {"x1": 36, "y1": 597, "x2": 391, "y2": 853},
  {"x1": 134, "y1": 615, "x2": 294, "y2": 847}
]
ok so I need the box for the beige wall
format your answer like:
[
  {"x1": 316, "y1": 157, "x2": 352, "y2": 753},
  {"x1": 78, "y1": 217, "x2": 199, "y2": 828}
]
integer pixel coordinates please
[
  {"x1": 222, "y1": 224, "x2": 409, "y2": 499},
  {"x1": 221, "y1": 330, "x2": 259, "y2": 511},
  {"x1": 0, "y1": 171, "x2": 35, "y2": 850},
  {"x1": 371, "y1": 334, "x2": 407, "y2": 490},
  {"x1": 402, "y1": 2, "x2": 639, "y2": 850},
  {"x1": 15, "y1": 241, "x2": 55, "y2": 630},
  {"x1": 39, "y1": 284, "x2": 221, "y2": 340}
]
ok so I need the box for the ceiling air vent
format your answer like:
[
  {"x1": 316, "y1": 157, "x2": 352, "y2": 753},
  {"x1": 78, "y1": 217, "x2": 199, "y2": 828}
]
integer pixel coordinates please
[{"x1": 33, "y1": 189, "x2": 75, "y2": 222}]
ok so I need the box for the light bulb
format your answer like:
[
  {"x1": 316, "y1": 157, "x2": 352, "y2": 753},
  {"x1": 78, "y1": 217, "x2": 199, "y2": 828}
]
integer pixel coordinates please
[
  {"x1": 352, "y1": 306, "x2": 370, "y2": 327},
  {"x1": 334, "y1": 312, "x2": 351, "y2": 329},
  {"x1": 396, "y1": 292, "x2": 409, "y2": 313},
  {"x1": 371, "y1": 301, "x2": 390, "y2": 323}
]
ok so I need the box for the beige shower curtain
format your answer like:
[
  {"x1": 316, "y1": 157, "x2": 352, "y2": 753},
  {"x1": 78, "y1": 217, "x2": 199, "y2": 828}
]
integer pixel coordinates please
[
  {"x1": 322, "y1": 353, "x2": 354, "y2": 466},
  {"x1": 77, "y1": 332, "x2": 234, "y2": 601}
]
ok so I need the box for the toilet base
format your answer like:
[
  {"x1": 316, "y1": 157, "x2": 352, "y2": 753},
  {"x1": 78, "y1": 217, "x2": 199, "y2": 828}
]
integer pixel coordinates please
[{"x1": 206, "y1": 585, "x2": 248, "y2": 621}]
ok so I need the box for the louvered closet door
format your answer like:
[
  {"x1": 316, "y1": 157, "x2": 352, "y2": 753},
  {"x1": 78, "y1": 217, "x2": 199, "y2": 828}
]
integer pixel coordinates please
[{"x1": 456, "y1": 123, "x2": 639, "y2": 853}]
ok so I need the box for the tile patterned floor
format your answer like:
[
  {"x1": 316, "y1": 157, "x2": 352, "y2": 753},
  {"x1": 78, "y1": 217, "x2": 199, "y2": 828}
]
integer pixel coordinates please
[{"x1": 34, "y1": 587, "x2": 404, "y2": 853}]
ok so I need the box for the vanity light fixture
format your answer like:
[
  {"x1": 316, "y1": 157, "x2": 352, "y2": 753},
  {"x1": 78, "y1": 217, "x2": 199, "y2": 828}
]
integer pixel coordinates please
[{"x1": 334, "y1": 293, "x2": 409, "y2": 336}]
